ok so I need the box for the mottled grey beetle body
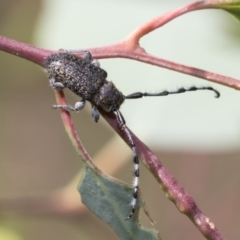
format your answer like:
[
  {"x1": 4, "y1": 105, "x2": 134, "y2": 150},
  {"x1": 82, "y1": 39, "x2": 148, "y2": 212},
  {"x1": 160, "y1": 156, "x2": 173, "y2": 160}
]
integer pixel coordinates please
[
  {"x1": 44, "y1": 51, "x2": 139, "y2": 220},
  {"x1": 44, "y1": 52, "x2": 125, "y2": 113}
]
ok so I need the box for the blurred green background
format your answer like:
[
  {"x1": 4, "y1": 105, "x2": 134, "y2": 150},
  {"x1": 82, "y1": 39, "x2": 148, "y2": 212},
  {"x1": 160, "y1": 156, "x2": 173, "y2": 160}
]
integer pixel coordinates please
[{"x1": 1, "y1": 1, "x2": 240, "y2": 239}]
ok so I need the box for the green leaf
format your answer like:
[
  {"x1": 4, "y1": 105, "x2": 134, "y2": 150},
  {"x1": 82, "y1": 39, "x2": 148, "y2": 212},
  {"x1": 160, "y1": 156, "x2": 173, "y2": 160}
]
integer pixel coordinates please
[
  {"x1": 225, "y1": 9, "x2": 240, "y2": 21},
  {"x1": 205, "y1": 0, "x2": 240, "y2": 21},
  {"x1": 78, "y1": 166, "x2": 160, "y2": 240}
]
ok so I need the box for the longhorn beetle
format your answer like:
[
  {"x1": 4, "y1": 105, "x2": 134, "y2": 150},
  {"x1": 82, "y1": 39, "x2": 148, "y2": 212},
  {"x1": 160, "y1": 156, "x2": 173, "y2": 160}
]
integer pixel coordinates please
[{"x1": 44, "y1": 50, "x2": 220, "y2": 220}]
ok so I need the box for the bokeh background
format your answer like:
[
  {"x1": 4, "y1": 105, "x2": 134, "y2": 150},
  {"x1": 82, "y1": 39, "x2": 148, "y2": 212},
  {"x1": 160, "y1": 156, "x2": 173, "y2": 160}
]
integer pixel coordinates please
[{"x1": 1, "y1": 1, "x2": 240, "y2": 239}]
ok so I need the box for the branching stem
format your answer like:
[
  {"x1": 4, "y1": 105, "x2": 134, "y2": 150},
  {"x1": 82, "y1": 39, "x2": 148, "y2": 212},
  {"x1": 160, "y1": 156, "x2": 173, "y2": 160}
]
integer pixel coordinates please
[{"x1": 0, "y1": 1, "x2": 233, "y2": 239}]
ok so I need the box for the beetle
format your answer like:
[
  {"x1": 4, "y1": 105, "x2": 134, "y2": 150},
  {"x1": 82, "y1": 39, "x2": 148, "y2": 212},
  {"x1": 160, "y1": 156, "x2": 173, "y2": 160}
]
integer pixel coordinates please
[{"x1": 44, "y1": 50, "x2": 220, "y2": 220}]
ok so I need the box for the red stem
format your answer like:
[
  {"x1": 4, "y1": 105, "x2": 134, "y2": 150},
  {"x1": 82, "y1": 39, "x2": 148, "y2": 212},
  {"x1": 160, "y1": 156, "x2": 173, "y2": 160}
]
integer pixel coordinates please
[
  {"x1": 1, "y1": 35, "x2": 239, "y2": 91},
  {"x1": 100, "y1": 109, "x2": 224, "y2": 240}
]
